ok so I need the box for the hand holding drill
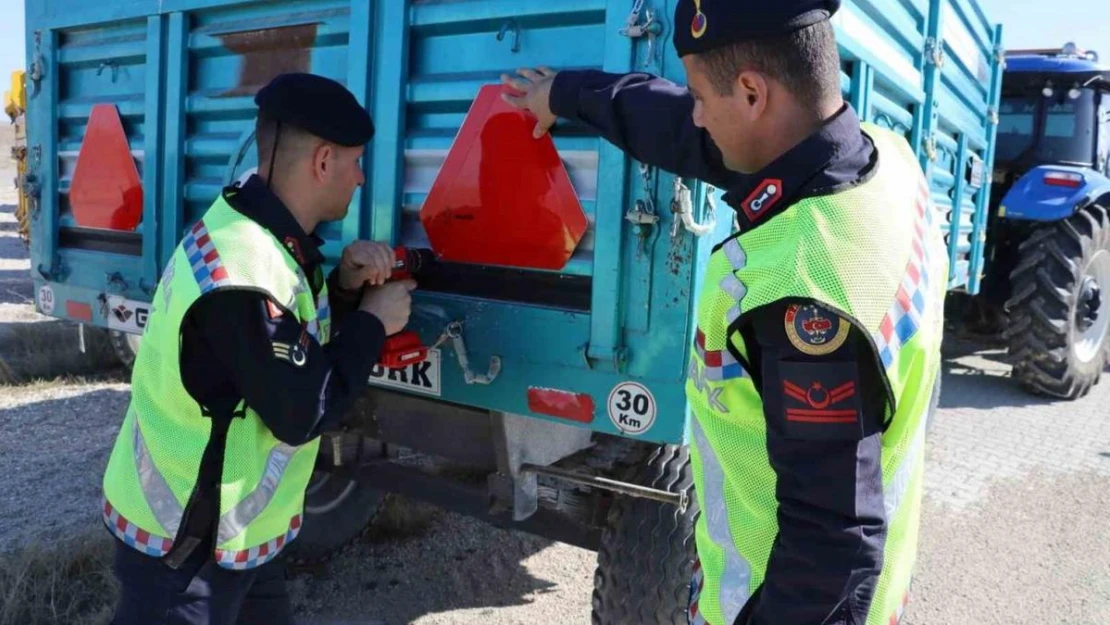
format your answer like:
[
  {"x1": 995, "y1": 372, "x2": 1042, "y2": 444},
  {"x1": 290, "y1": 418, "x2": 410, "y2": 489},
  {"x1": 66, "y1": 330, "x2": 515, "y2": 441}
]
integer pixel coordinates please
[{"x1": 338, "y1": 243, "x2": 436, "y2": 367}]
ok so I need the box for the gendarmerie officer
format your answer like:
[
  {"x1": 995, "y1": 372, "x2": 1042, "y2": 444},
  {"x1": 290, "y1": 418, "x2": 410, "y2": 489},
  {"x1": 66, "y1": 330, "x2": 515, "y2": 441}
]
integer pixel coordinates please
[
  {"x1": 101, "y1": 72, "x2": 415, "y2": 625},
  {"x1": 502, "y1": 1, "x2": 948, "y2": 623}
]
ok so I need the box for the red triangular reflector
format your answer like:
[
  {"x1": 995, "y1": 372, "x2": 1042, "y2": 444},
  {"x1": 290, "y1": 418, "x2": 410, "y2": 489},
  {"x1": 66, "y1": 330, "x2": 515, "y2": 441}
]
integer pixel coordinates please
[
  {"x1": 419, "y1": 84, "x2": 588, "y2": 270},
  {"x1": 69, "y1": 103, "x2": 143, "y2": 231}
]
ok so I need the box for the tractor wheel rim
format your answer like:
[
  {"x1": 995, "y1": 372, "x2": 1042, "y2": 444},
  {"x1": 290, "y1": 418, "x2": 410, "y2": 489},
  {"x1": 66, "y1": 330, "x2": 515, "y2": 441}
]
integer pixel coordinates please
[
  {"x1": 1075, "y1": 250, "x2": 1110, "y2": 363},
  {"x1": 304, "y1": 472, "x2": 359, "y2": 515}
]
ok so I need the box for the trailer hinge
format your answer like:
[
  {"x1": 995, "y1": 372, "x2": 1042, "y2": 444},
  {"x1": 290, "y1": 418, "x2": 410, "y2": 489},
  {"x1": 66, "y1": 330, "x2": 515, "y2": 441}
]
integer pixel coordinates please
[
  {"x1": 924, "y1": 37, "x2": 944, "y2": 68},
  {"x1": 620, "y1": 0, "x2": 663, "y2": 67},
  {"x1": 28, "y1": 31, "x2": 46, "y2": 98},
  {"x1": 37, "y1": 256, "x2": 69, "y2": 282},
  {"x1": 139, "y1": 278, "x2": 157, "y2": 296},
  {"x1": 581, "y1": 343, "x2": 628, "y2": 373},
  {"x1": 987, "y1": 106, "x2": 999, "y2": 125},
  {"x1": 994, "y1": 45, "x2": 1007, "y2": 68},
  {"x1": 106, "y1": 272, "x2": 130, "y2": 293},
  {"x1": 19, "y1": 170, "x2": 41, "y2": 221}
]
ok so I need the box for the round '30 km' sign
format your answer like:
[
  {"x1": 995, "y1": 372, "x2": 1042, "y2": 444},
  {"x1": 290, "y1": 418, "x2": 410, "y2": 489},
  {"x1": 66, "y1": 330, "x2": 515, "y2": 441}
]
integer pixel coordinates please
[{"x1": 607, "y1": 381, "x2": 657, "y2": 436}]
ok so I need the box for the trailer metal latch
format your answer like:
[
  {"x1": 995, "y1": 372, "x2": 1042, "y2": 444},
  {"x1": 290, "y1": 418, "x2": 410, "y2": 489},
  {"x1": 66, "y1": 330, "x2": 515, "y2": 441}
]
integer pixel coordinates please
[
  {"x1": 671, "y1": 177, "x2": 717, "y2": 238},
  {"x1": 620, "y1": 1, "x2": 663, "y2": 67},
  {"x1": 441, "y1": 320, "x2": 501, "y2": 385}
]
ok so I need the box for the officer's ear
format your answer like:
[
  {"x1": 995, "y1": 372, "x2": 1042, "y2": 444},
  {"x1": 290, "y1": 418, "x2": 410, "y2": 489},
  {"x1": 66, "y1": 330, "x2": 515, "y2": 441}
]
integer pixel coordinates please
[
  {"x1": 736, "y1": 70, "x2": 768, "y2": 119},
  {"x1": 311, "y1": 142, "x2": 333, "y2": 181}
]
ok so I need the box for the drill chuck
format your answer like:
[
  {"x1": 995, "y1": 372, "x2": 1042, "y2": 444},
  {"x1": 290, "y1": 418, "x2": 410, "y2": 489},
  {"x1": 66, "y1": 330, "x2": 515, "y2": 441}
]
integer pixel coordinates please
[{"x1": 392, "y1": 247, "x2": 436, "y2": 279}]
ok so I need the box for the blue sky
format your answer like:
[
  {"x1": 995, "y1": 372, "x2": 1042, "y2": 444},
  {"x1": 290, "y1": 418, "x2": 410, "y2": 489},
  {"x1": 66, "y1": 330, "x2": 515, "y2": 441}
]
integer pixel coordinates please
[{"x1": 0, "y1": 0, "x2": 1106, "y2": 97}]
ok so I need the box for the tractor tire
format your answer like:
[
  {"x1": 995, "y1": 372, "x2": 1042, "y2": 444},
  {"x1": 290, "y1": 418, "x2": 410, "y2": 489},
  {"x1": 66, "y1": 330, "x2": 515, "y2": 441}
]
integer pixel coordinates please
[
  {"x1": 108, "y1": 330, "x2": 141, "y2": 371},
  {"x1": 1004, "y1": 202, "x2": 1110, "y2": 399},
  {"x1": 281, "y1": 434, "x2": 386, "y2": 566},
  {"x1": 591, "y1": 443, "x2": 698, "y2": 625}
]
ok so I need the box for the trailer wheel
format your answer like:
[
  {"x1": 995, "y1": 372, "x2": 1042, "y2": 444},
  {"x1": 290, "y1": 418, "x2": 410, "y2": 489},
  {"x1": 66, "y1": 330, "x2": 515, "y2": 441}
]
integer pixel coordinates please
[
  {"x1": 1005, "y1": 202, "x2": 1110, "y2": 399},
  {"x1": 282, "y1": 434, "x2": 386, "y2": 566},
  {"x1": 108, "y1": 330, "x2": 141, "y2": 371},
  {"x1": 591, "y1": 444, "x2": 698, "y2": 625}
]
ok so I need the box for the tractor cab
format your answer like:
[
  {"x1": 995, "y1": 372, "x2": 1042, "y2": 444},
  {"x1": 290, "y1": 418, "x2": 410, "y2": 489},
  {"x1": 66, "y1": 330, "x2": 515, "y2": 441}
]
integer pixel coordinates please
[{"x1": 993, "y1": 43, "x2": 1110, "y2": 200}]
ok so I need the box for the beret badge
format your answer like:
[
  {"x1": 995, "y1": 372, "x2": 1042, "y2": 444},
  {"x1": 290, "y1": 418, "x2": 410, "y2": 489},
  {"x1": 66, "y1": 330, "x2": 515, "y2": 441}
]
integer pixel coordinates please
[{"x1": 690, "y1": 0, "x2": 708, "y2": 39}]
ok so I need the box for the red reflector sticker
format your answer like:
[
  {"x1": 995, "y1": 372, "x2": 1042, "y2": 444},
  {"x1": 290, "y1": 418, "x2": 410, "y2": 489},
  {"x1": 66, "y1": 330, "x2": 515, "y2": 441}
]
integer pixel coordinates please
[
  {"x1": 69, "y1": 103, "x2": 143, "y2": 231},
  {"x1": 527, "y1": 387, "x2": 595, "y2": 423},
  {"x1": 1043, "y1": 172, "x2": 1083, "y2": 188},
  {"x1": 65, "y1": 301, "x2": 93, "y2": 322},
  {"x1": 420, "y1": 84, "x2": 589, "y2": 271}
]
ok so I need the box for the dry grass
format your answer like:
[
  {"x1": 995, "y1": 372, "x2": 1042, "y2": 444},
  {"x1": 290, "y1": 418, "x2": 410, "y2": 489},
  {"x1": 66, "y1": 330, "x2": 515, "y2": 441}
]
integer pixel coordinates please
[
  {"x1": 364, "y1": 494, "x2": 443, "y2": 542},
  {"x1": 0, "y1": 529, "x2": 117, "y2": 625},
  {"x1": 0, "y1": 321, "x2": 123, "y2": 386}
]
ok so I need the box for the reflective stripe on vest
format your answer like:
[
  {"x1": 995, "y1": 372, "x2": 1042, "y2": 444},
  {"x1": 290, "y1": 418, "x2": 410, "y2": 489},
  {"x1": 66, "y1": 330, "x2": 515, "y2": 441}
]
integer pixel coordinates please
[
  {"x1": 216, "y1": 442, "x2": 299, "y2": 544},
  {"x1": 182, "y1": 220, "x2": 231, "y2": 293},
  {"x1": 132, "y1": 415, "x2": 182, "y2": 538},
  {"x1": 689, "y1": 417, "x2": 752, "y2": 625}
]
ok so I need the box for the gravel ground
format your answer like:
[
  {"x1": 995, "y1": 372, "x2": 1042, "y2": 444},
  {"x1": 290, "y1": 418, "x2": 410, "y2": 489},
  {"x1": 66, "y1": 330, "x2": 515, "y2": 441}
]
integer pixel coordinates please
[{"x1": 1, "y1": 120, "x2": 1108, "y2": 624}]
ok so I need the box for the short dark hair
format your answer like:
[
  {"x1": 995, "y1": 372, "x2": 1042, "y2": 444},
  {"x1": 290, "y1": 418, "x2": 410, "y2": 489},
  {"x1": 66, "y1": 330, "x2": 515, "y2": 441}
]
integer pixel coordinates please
[
  {"x1": 255, "y1": 109, "x2": 318, "y2": 172},
  {"x1": 698, "y1": 20, "x2": 841, "y2": 110}
]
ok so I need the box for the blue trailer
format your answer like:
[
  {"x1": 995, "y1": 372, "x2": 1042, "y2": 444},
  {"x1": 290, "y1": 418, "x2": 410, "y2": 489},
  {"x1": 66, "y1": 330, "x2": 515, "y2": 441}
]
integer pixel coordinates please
[{"x1": 20, "y1": 0, "x2": 1003, "y2": 619}]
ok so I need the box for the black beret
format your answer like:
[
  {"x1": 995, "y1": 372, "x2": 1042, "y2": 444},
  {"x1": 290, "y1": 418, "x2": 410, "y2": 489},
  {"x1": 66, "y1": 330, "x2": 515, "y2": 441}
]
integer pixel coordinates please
[
  {"x1": 673, "y1": 0, "x2": 841, "y2": 57},
  {"x1": 254, "y1": 73, "x2": 374, "y2": 147}
]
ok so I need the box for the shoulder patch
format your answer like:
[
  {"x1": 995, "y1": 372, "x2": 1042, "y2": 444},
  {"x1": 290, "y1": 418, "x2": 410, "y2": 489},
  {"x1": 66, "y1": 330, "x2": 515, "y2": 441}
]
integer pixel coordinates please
[
  {"x1": 741, "y1": 178, "x2": 783, "y2": 222},
  {"x1": 784, "y1": 303, "x2": 850, "y2": 356}
]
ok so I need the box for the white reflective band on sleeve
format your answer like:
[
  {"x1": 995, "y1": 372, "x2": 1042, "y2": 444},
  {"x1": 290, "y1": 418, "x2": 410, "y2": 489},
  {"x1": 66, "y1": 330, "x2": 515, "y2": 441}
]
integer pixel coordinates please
[
  {"x1": 722, "y1": 239, "x2": 747, "y2": 326},
  {"x1": 722, "y1": 239, "x2": 747, "y2": 271},
  {"x1": 218, "y1": 442, "x2": 298, "y2": 544},
  {"x1": 133, "y1": 415, "x2": 184, "y2": 538},
  {"x1": 690, "y1": 417, "x2": 752, "y2": 624},
  {"x1": 719, "y1": 275, "x2": 747, "y2": 302}
]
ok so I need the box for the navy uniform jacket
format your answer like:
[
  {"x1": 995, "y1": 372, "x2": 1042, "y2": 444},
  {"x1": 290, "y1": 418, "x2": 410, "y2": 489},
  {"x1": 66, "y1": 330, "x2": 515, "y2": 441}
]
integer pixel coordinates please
[
  {"x1": 551, "y1": 69, "x2": 890, "y2": 625},
  {"x1": 170, "y1": 174, "x2": 386, "y2": 554}
]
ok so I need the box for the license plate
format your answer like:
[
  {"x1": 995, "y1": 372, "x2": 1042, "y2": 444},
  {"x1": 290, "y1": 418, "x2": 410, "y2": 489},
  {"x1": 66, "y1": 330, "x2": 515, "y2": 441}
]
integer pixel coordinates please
[
  {"x1": 106, "y1": 296, "x2": 151, "y2": 334},
  {"x1": 367, "y1": 348, "x2": 442, "y2": 397}
]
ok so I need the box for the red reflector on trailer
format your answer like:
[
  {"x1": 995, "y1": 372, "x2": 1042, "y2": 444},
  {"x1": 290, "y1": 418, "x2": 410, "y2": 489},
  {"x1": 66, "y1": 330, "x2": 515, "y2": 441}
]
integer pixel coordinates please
[
  {"x1": 420, "y1": 84, "x2": 588, "y2": 271},
  {"x1": 65, "y1": 301, "x2": 93, "y2": 322},
  {"x1": 527, "y1": 387, "x2": 595, "y2": 423},
  {"x1": 69, "y1": 103, "x2": 143, "y2": 231},
  {"x1": 1043, "y1": 172, "x2": 1083, "y2": 188}
]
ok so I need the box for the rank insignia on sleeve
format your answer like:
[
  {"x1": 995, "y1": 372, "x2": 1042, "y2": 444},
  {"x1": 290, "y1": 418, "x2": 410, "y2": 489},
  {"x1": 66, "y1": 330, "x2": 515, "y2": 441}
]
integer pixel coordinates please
[
  {"x1": 778, "y1": 360, "x2": 863, "y2": 440},
  {"x1": 272, "y1": 331, "x2": 309, "y2": 367},
  {"x1": 784, "y1": 303, "x2": 850, "y2": 356}
]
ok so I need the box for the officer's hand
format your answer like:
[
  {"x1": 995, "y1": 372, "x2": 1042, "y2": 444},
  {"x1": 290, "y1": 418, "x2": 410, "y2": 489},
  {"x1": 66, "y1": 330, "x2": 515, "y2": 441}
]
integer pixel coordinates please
[
  {"x1": 360, "y1": 279, "x2": 416, "y2": 336},
  {"x1": 500, "y1": 66, "x2": 558, "y2": 139},
  {"x1": 339, "y1": 241, "x2": 395, "y2": 290}
]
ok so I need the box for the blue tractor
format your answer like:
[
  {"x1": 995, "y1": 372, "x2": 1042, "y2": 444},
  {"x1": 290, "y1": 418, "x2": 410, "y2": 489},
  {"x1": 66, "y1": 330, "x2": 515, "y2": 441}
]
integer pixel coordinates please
[{"x1": 974, "y1": 43, "x2": 1110, "y2": 399}]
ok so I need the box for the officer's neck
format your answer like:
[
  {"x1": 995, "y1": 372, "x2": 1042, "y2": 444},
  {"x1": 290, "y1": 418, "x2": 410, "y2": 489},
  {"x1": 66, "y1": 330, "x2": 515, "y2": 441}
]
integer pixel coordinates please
[
  {"x1": 752, "y1": 97, "x2": 843, "y2": 171},
  {"x1": 259, "y1": 172, "x2": 320, "y2": 235}
]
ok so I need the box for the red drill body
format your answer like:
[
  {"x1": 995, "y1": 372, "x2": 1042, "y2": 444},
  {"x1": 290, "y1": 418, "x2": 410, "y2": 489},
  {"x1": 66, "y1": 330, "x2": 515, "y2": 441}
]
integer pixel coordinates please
[{"x1": 379, "y1": 246, "x2": 435, "y2": 370}]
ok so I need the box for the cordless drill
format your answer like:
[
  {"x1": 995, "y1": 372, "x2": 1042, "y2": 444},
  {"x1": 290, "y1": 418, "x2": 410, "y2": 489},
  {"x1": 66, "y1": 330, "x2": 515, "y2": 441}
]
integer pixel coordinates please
[{"x1": 378, "y1": 246, "x2": 436, "y2": 369}]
